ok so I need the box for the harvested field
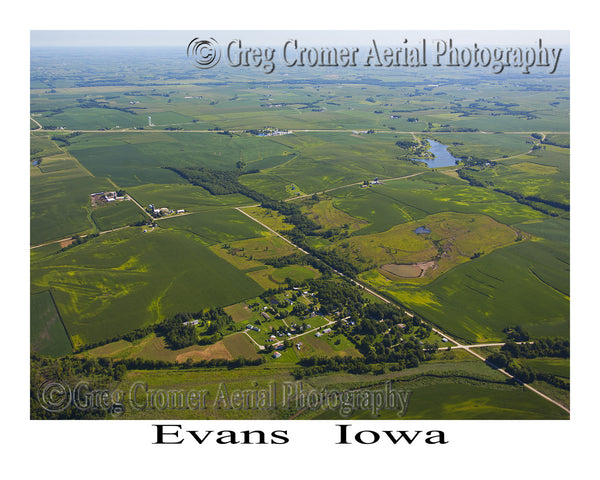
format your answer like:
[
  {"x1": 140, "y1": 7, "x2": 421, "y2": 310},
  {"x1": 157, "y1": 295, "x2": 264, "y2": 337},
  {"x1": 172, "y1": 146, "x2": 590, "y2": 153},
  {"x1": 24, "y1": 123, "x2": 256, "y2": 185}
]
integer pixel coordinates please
[
  {"x1": 175, "y1": 342, "x2": 233, "y2": 362},
  {"x1": 381, "y1": 261, "x2": 437, "y2": 278}
]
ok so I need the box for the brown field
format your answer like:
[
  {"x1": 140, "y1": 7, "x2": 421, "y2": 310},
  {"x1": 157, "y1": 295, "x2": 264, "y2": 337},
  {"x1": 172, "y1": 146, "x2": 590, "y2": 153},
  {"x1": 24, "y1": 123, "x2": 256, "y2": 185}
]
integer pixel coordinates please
[
  {"x1": 86, "y1": 340, "x2": 132, "y2": 358},
  {"x1": 85, "y1": 334, "x2": 234, "y2": 363},
  {"x1": 222, "y1": 333, "x2": 261, "y2": 359},
  {"x1": 60, "y1": 238, "x2": 74, "y2": 248},
  {"x1": 175, "y1": 342, "x2": 233, "y2": 362},
  {"x1": 381, "y1": 263, "x2": 422, "y2": 278},
  {"x1": 381, "y1": 261, "x2": 437, "y2": 278}
]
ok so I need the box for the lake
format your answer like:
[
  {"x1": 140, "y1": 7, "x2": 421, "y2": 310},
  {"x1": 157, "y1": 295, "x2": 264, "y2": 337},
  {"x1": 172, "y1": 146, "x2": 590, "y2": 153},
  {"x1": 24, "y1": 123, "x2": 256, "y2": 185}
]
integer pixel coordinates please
[{"x1": 415, "y1": 139, "x2": 461, "y2": 168}]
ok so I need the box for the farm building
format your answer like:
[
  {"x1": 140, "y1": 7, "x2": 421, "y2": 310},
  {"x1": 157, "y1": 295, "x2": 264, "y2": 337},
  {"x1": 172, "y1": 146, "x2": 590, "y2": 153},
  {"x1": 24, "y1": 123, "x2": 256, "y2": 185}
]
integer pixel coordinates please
[{"x1": 272, "y1": 352, "x2": 282, "y2": 359}]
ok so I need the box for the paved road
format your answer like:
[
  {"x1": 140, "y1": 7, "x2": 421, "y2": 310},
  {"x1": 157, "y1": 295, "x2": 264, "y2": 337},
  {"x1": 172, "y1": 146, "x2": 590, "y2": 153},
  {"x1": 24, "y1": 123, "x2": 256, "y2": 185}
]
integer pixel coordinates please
[
  {"x1": 238, "y1": 203, "x2": 571, "y2": 415},
  {"x1": 285, "y1": 172, "x2": 426, "y2": 202},
  {"x1": 235, "y1": 206, "x2": 309, "y2": 254}
]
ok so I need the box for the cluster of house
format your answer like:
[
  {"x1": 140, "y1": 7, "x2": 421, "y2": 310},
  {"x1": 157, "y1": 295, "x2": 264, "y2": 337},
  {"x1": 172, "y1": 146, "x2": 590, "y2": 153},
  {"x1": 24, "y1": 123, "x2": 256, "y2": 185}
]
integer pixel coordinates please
[
  {"x1": 90, "y1": 191, "x2": 126, "y2": 203},
  {"x1": 315, "y1": 327, "x2": 332, "y2": 338},
  {"x1": 360, "y1": 178, "x2": 383, "y2": 188},
  {"x1": 148, "y1": 204, "x2": 185, "y2": 216},
  {"x1": 271, "y1": 341, "x2": 304, "y2": 358}
]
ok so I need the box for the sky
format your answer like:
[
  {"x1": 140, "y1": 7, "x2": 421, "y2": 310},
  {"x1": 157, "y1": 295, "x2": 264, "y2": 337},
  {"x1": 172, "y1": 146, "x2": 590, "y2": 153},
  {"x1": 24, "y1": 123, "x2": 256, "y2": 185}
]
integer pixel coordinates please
[{"x1": 30, "y1": 30, "x2": 569, "y2": 48}]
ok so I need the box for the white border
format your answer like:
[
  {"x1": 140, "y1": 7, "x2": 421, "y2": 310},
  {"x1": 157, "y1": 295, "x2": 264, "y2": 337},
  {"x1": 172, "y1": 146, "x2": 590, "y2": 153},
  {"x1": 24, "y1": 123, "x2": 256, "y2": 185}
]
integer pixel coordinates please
[{"x1": 6, "y1": 1, "x2": 596, "y2": 477}]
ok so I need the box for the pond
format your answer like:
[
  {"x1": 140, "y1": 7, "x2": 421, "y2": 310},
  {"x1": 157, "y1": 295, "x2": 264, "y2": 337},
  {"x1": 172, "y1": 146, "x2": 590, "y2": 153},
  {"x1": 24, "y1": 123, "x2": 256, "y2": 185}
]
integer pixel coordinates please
[
  {"x1": 415, "y1": 139, "x2": 461, "y2": 168},
  {"x1": 415, "y1": 226, "x2": 431, "y2": 234}
]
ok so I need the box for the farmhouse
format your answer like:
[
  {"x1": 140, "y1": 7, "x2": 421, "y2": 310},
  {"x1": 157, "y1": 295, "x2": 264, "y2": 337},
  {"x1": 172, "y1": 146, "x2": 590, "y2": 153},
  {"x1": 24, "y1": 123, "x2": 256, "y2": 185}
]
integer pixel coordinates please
[
  {"x1": 261, "y1": 312, "x2": 270, "y2": 320},
  {"x1": 272, "y1": 351, "x2": 282, "y2": 359}
]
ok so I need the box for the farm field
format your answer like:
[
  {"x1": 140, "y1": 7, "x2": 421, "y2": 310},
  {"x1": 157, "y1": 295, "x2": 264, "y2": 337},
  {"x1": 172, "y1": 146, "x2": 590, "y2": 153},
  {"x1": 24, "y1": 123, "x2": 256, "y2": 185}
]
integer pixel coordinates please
[
  {"x1": 158, "y1": 209, "x2": 268, "y2": 245},
  {"x1": 30, "y1": 290, "x2": 72, "y2": 357},
  {"x1": 30, "y1": 160, "x2": 115, "y2": 245},
  {"x1": 91, "y1": 199, "x2": 147, "y2": 231},
  {"x1": 377, "y1": 240, "x2": 569, "y2": 343},
  {"x1": 30, "y1": 227, "x2": 263, "y2": 346}
]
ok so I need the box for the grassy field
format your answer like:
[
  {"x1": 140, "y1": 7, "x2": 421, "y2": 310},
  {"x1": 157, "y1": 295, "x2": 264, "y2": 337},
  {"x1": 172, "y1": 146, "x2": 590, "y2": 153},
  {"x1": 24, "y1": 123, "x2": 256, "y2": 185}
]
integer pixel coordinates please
[
  {"x1": 519, "y1": 357, "x2": 570, "y2": 378},
  {"x1": 30, "y1": 291, "x2": 72, "y2": 357},
  {"x1": 30, "y1": 227, "x2": 264, "y2": 346},
  {"x1": 462, "y1": 145, "x2": 569, "y2": 206},
  {"x1": 301, "y1": 197, "x2": 368, "y2": 232},
  {"x1": 331, "y1": 211, "x2": 518, "y2": 282},
  {"x1": 326, "y1": 178, "x2": 547, "y2": 236}
]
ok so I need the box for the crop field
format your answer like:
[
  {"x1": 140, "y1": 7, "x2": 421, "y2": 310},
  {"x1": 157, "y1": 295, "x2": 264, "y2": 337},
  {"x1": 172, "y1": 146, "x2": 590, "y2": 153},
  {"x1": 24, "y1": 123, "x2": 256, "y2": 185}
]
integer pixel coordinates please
[
  {"x1": 126, "y1": 183, "x2": 251, "y2": 212},
  {"x1": 159, "y1": 209, "x2": 268, "y2": 245},
  {"x1": 91, "y1": 200, "x2": 147, "y2": 231},
  {"x1": 30, "y1": 291, "x2": 72, "y2": 357},
  {"x1": 31, "y1": 165, "x2": 114, "y2": 245},
  {"x1": 66, "y1": 132, "x2": 293, "y2": 187},
  {"x1": 30, "y1": 228, "x2": 263, "y2": 345},
  {"x1": 246, "y1": 132, "x2": 424, "y2": 196},
  {"x1": 377, "y1": 240, "x2": 569, "y2": 343},
  {"x1": 461, "y1": 145, "x2": 569, "y2": 207}
]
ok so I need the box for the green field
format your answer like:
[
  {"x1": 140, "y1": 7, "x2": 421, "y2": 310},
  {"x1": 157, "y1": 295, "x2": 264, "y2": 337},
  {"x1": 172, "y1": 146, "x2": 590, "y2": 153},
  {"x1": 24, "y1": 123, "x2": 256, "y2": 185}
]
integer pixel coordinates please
[
  {"x1": 91, "y1": 200, "x2": 148, "y2": 231},
  {"x1": 126, "y1": 183, "x2": 252, "y2": 212},
  {"x1": 31, "y1": 169, "x2": 114, "y2": 245},
  {"x1": 66, "y1": 132, "x2": 292, "y2": 187},
  {"x1": 158, "y1": 209, "x2": 268, "y2": 245},
  {"x1": 30, "y1": 291, "x2": 72, "y2": 357},
  {"x1": 379, "y1": 240, "x2": 569, "y2": 343},
  {"x1": 30, "y1": 228, "x2": 264, "y2": 346}
]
